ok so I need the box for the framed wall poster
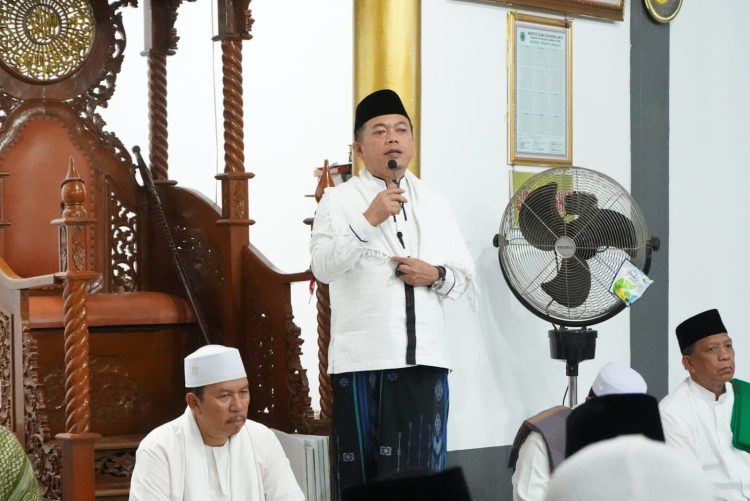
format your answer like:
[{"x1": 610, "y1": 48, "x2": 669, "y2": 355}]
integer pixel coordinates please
[
  {"x1": 484, "y1": 0, "x2": 623, "y2": 22},
  {"x1": 508, "y1": 12, "x2": 572, "y2": 166}
]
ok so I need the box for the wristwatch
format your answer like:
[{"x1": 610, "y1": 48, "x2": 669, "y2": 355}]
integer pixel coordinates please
[{"x1": 431, "y1": 266, "x2": 446, "y2": 292}]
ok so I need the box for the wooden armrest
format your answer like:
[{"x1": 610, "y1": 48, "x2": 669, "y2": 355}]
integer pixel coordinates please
[
  {"x1": 246, "y1": 244, "x2": 313, "y2": 283},
  {"x1": 0, "y1": 257, "x2": 57, "y2": 290},
  {"x1": 28, "y1": 291, "x2": 196, "y2": 329}
]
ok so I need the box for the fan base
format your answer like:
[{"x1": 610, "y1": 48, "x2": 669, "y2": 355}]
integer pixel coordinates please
[
  {"x1": 548, "y1": 328, "x2": 598, "y2": 377},
  {"x1": 549, "y1": 328, "x2": 597, "y2": 407}
]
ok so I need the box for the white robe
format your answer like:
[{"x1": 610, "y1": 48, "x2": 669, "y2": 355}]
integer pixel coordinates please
[
  {"x1": 309, "y1": 168, "x2": 476, "y2": 374},
  {"x1": 512, "y1": 431, "x2": 551, "y2": 501},
  {"x1": 660, "y1": 377, "x2": 750, "y2": 500},
  {"x1": 129, "y1": 408, "x2": 304, "y2": 501}
]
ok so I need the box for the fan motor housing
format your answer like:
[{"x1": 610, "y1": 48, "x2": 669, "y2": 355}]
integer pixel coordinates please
[
  {"x1": 554, "y1": 235, "x2": 576, "y2": 258},
  {"x1": 549, "y1": 328, "x2": 597, "y2": 373}
]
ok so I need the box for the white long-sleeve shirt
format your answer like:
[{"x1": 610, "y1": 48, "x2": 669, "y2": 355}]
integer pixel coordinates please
[
  {"x1": 660, "y1": 377, "x2": 750, "y2": 501},
  {"x1": 129, "y1": 408, "x2": 303, "y2": 501},
  {"x1": 309, "y1": 169, "x2": 475, "y2": 374},
  {"x1": 512, "y1": 431, "x2": 551, "y2": 501}
]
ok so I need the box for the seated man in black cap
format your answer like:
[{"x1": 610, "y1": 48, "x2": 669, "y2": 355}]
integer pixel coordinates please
[
  {"x1": 660, "y1": 308, "x2": 750, "y2": 500},
  {"x1": 508, "y1": 362, "x2": 648, "y2": 501},
  {"x1": 309, "y1": 89, "x2": 475, "y2": 499},
  {"x1": 565, "y1": 393, "x2": 665, "y2": 458}
]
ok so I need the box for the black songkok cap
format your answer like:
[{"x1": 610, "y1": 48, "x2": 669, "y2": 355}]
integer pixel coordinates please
[
  {"x1": 565, "y1": 393, "x2": 665, "y2": 458},
  {"x1": 675, "y1": 308, "x2": 727, "y2": 352},
  {"x1": 354, "y1": 89, "x2": 410, "y2": 133}
]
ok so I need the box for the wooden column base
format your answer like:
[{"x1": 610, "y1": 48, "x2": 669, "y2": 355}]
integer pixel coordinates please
[{"x1": 56, "y1": 432, "x2": 101, "y2": 501}]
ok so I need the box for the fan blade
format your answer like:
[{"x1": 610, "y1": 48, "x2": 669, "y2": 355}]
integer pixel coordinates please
[
  {"x1": 518, "y1": 182, "x2": 566, "y2": 249},
  {"x1": 571, "y1": 209, "x2": 638, "y2": 259},
  {"x1": 541, "y1": 258, "x2": 591, "y2": 308},
  {"x1": 564, "y1": 191, "x2": 599, "y2": 220},
  {"x1": 564, "y1": 192, "x2": 601, "y2": 260}
]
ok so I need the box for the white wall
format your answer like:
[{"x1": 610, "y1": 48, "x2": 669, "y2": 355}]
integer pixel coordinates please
[
  {"x1": 669, "y1": 1, "x2": 750, "y2": 388},
  {"x1": 104, "y1": 1, "x2": 638, "y2": 452},
  {"x1": 423, "y1": 1, "x2": 632, "y2": 450}
]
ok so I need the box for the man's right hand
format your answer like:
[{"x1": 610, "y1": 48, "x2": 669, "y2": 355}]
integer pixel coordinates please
[{"x1": 363, "y1": 187, "x2": 407, "y2": 226}]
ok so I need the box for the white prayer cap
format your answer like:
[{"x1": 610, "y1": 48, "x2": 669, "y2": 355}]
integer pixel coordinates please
[
  {"x1": 591, "y1": 362, "x2": 647, "y2": 396},
  {"x1": 184, "y1": 345, "x2": 247, "y2": 387},
  {"x1": 544, "y1": 435, "x2": 713, "y2": 501}
]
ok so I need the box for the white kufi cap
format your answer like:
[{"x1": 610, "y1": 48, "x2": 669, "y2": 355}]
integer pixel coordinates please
[
  {"x1": 184, "y1": 344, "x2": 247, "y2": 387},
  {"x1": 591, "y1": 362, "x2": 647, "y2": 396}
]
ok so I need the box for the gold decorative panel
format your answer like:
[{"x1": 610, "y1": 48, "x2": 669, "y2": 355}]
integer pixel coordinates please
[{"x1": 0, "y1": 0, "x2": 95, "y2": 81}]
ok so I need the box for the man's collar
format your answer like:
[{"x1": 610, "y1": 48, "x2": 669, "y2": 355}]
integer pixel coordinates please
[
  {"x1": 688, "y1": 377, "x2": 729, "y2": 403},
  {"x1": 362, "y1": 167, "x2": 406, "y2": 187}
]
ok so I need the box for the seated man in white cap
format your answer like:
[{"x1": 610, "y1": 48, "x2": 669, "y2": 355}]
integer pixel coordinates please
[
  {"x1": 129, "y1": 345, "x2": 304, "y2": 501},
  {"x1": 508, "y1": 362, "x2": 647, "y2": 501},
  {"x1": 660, "y1": 308, "x2": 750, "y2": 500}
]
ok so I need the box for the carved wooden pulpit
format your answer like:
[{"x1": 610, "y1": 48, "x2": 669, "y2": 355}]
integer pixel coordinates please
[{"x1": 0, "y1": 1, "x2": 321, "y2": 499}]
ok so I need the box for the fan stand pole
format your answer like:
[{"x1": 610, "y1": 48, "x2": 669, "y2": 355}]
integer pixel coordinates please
[
  {"x1": 567, "y1": 361, "x2": 580, "y2": 408},
  {"x1": 549, "y1": 328, "x2": 598, "y2": 408}
]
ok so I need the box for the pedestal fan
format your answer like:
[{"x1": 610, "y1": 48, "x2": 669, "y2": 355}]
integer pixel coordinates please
[{"x1": 493, "y1": 167, "x2": 659, "y2": 406}]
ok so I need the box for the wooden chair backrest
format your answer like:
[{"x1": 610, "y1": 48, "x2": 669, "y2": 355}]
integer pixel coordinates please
[{"x1": 0, "y1": 101, "x2": 144, "y2": 291}]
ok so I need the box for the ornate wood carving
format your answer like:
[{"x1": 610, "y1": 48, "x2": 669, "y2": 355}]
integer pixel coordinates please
[
  {"x1": 88, "y1": 357, "x2": 138, "y2": 424},
  {"x1": 232, "y1": 181, "x2": 247, "y2": 219},
  {"x1": 0, "y1": 1, "x2": 96, "y2": 82},
  {"x1": 43, "y1": 356, "x2": 139, "y2": 433},
  {"x1": 216, "y1": 0, "x2": 254, "y2": 40},
  {"x1": 96, "y1": 450, "x2": 135, "y2": 478},
  {"x1": 241, "y1": 245, "x2": 317, "y2": 433},
  {"x1": 0, "y1": 311, "x2": 11, "y2": 428},
  {"x1": 173, "y1": 224, "x2": 225, "y2": 285},
  {"x1": 70, "y1": 2, "x2": 134, "y2": 167},
  {"x1": 24, "y1": 331, "x2": 63, "y2": 499},
  {"x1": 0, "y1": 2, "x2": 136, "y2": 166},
  {"x1": 0, "y1": 94, "x2": 21, "y2": 130},
  {"x1": 244, "y1": 284, "x2": 276, "y2": 418},
  {"x1": 109, "y1": 186, "x2": 139, "y2": 293},
  {"x1": 286, "y1": 314, "x2": 315, "y2": 433}
]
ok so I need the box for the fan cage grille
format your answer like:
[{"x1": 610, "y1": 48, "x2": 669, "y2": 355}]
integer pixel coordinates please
[{"x1": 498, "y1": 167, "x2": 650, "y2": 326}]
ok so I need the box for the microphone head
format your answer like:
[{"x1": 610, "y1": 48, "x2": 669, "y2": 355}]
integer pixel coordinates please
[{"x1": 388, "y1": 159, "x2": 398, "y2": 170}]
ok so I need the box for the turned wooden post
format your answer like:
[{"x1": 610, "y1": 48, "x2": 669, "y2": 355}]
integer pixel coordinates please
[
  {"x1": 52, "y1": 158, "x2": 100, "y2": 501},
  {"x1": 313, "y1": 161, "x2": 335, "y2": 420},
  {"x1": 214, "y1": 0, "x2": 254, "y2": 346},
  {"x1": 143, "y1": 0, "x2": 190, "y2": 183}
]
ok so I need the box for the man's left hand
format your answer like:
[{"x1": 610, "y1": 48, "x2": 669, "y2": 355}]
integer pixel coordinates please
[{"x1": 391, "y1": 256, "x2": 440, "y2": 287}]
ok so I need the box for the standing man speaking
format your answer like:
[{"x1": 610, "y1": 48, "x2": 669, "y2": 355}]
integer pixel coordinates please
[{"x1": 310, "y1": 89, "x2": 475, "y2": 497}]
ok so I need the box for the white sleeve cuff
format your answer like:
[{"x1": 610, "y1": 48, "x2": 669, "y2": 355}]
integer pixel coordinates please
[{"x1": 433, "y1": 266, "x2": 456, "y2": 295}]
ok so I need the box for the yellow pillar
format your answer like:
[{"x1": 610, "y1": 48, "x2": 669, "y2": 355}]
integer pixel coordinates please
[{"x1": 354, "y1": 0, "x2": 420, "y2": 176}]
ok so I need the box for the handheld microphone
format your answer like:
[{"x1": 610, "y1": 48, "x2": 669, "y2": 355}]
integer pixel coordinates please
[
  {"x1": 387, "y1": 159, "x2": 406, "y2": 249},
  {"x1": 388, "y1": 159, "x2": 399, "y2": 224},
  {"x1": 388, "y1": 159, "x2": 398, "y2": 183}
]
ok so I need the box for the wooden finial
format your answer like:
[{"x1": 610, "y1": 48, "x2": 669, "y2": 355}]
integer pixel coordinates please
[
  {"x1": 315, "y1": 159, "x2": 335, "y2": 203},
  {"x1": 60, "y1": 157, "x2": 86, "y2": 218}
]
